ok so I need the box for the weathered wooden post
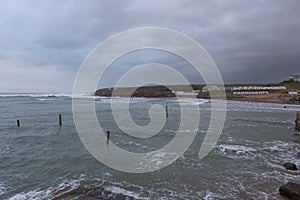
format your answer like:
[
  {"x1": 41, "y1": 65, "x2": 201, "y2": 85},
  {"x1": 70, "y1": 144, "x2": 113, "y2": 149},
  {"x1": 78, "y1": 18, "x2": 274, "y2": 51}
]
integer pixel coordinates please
[
  {"x1": 17, "y1": 119, "x2": 20, "y2": 127},
  {"x1": 59, "y1": 114, "x2": 62, "y2": 126},
  {"x1": 296, "y1": 112, "x2": 300, "y2": 131},
  {"x1": 106, "y1": 131, "x2": 110, "y2": 144},
  {"x1": 166, "y1": 104, "x2": 169, "y2": 118}
]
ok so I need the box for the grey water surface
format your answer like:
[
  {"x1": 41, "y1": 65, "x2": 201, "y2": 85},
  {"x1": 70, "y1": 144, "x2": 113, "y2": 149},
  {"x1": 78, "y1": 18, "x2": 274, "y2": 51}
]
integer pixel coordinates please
[{"x1": 0, "y1": 94, "x2": 300, "y2": 199}]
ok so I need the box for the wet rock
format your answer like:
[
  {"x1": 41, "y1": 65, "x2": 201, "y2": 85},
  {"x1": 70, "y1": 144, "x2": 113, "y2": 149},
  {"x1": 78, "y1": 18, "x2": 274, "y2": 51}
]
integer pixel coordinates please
[
  {"x1": 54, "y1": 186, "x2": 137, "y2": 200},
  {"x1": 279, "y1": 182, "x2": 300, "y2": 200},
  {"x1": 283, "y1": 163, "x2": 298, "y2": 170}
]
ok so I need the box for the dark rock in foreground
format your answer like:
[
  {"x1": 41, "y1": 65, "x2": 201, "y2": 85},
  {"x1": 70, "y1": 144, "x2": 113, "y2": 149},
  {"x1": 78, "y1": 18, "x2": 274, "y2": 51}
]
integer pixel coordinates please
[
  {"x1": 54, "y1": 186, "x2": 138, "y2": 200},
  {"x1": 279, "y1": 182, "x2": 300, "y2": 200},
  {"x1": 283, "y1": 163, "x2": 298, "y2": 171}
]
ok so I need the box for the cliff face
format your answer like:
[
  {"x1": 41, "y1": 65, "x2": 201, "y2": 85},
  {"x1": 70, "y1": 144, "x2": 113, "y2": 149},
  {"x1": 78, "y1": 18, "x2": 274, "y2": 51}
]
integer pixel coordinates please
[
  {"x1": 95, "y1": 88, "x2": 114, "y2": 97},
  {"x1": 95, "y1": 85, "x2": 176, "y2": 98}
]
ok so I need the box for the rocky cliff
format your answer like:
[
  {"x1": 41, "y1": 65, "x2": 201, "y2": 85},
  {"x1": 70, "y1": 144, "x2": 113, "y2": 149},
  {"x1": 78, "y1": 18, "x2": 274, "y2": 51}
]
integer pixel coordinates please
[{"x1": 95, "y1": 85, "x2": 176, "y2": 98}]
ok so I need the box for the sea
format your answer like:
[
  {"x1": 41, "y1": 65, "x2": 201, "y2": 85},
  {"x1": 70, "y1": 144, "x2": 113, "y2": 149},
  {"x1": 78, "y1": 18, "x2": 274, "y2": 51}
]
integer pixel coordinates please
[{"x1": 0, "y1": 93, "x2": 300, "y2": 200}]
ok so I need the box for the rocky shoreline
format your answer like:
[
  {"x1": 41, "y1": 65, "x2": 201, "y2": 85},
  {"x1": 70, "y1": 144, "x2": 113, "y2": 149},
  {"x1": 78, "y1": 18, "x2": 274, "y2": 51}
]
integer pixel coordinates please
[{"x1": 278, "y1": 113, "x2": 300, "y2": 200}]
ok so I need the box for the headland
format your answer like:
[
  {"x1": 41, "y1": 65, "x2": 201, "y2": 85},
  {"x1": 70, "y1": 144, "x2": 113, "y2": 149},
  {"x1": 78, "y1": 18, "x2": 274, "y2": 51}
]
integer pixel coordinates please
[{"x1": 95, "y1": 82, "x2": 300, "y2": 105}]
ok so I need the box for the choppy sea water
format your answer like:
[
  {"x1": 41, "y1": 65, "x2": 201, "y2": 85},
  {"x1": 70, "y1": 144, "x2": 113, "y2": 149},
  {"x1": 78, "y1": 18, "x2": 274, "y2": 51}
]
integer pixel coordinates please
[{"x1": 0, "y1": 93, "x2": 300, "y2": 199}]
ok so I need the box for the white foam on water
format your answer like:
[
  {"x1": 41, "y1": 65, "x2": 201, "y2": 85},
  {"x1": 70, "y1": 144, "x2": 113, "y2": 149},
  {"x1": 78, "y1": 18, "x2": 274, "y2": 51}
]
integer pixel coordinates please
[
  {"x1": 178, "y1": 98, "x2": 208, "y2": 106},
  {"x1": 196, "y1": 190, "x2": 228, "y2": 200},
  {"x1": 0, "y1": 93, "x2": 105, "y2": 100},
  {"x1": 0, "y1": 181, "x2": 8, "y2": 196},
  {"x1": 0, "y1": 93, "x2": 72, "y2": 98},
  {"x1": 261, "y1": 141, "x2": 300, "y2": 166},
  {"x1": 105, "y1": 186, "x2": 147, "y2": 199},
  {"x1": 139, "y1": 151, "x2": 179, "y2": 171},
  {"x1": 217, "y1": 138, "x2": 300, "y2": 163},
  {"x1": 101, "y1": 179, "x2": 153, "y2": 199},
  {"x1": 36, "y1": 98, "x2": 55, "y2": 101},
  {"x1": 96, "y1": 97, "x2": 208, "y2": 105},
  {"x1": 204, "y1": 192, "x2": 213, "y2": 200},
  {"x1": 165, "y1": 129, "x2": 199, "y2": 134},
  {"x1": 216, "y1": 143, "x2": 265, "y2": 160},
  {"x1": 218, "y1": 144, "x2": 257, "y2": 154},
  {"x1": 9, "y1": 175, "x2": 85, "y2": 200},
  {"x1": 8, "y1": 173, "x2": 150, "y2": 200}
]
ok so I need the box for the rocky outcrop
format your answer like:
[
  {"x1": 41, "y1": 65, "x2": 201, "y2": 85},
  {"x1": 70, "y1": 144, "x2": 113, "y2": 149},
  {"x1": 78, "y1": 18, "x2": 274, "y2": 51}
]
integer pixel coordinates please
[
  {"x1": 95, "y1": 85, "x2": 175, "y2": 98},
  {"x1": 296, "y1": 112, "x2": 300, "y2": 131},
  {"x1": 283, "y1": 163, "x2": 298, "y2": 171},
  {"x1": 55, "y1": 186, "x2": 136, "y2": 200},
  {"x1": 95, "y1": 87, "x2": 114, "y2": 97},
  {"x1": 279, "y1": 182, "x2": 300, "y2": 200}
]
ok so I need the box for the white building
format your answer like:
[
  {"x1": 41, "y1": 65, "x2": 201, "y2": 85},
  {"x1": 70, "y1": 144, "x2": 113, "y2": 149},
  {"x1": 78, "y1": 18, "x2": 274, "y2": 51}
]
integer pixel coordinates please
[
  {"x1": 289, "y1": 75, "x2": 300, "y2": 82},
  {"x1": 173, "y1": 90, "x2": 198, "y2": 97},
  {"x1": 202, "y1": 85, "x2": 224, "y2": 92}
]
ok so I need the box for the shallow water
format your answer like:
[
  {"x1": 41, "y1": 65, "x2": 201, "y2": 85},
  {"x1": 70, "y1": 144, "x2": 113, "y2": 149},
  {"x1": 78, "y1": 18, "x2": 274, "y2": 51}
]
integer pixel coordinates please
[{"x1": 0, "y1": 94, "x2": 300, "y2": 199}]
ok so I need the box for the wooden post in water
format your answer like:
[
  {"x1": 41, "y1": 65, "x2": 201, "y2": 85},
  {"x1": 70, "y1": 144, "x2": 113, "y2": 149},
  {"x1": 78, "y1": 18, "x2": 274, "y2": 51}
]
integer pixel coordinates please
[
  {"x1": 296, "y1": 112, "x2": 300, "y2": 131},
  {"x1": 106, "y1": 131, "x2": 110, "y2": 144},
  {"x1": 166, "y1": 104, "x2": 169, "y2": 118},
  {"x1": 17, "y1": 119, "x2": 20, "y2": 127},
  {"x1": 59, "y1": 114, "x2": 62, "y2": 126}
]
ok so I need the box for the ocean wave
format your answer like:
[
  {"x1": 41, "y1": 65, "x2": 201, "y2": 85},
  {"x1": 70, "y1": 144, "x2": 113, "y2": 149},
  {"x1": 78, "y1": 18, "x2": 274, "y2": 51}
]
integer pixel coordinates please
[
  {"x1": 8, "y1": 174, "x2": 148, "y2": 200},
  {"x1": 216, "y1": 140, "x2": 300, "y2": 164},
  {"x1": 138, "y1": 151, "x2": 179, "y2": 171},
  {"x1": 217, "y1": 144, "x2": 258, "y2": 159},
  {"x1": 104, "y1": 186, "x2": 146, "y2": 199},
  {"x1": 0, "y1": 93, "x2": 73, "y2": 98},
  {"x1": 96, "y1": 97, "x2": 209, "y2": 105},
  {"x1": 165, "y1": 128, "x2": 199, "y2": 133},
  {"x1": 0, "y1": 181, "x2": 8, "y2": 196},
  {"x1": 9, "y1": 175, "x2": 84, "y2": 200},
  {"x1": 171, "y1": 98, "x2": 209, "y2": 105},
  {"x1": 36, "y1": 98, "x2": 55, "y2": 101}
]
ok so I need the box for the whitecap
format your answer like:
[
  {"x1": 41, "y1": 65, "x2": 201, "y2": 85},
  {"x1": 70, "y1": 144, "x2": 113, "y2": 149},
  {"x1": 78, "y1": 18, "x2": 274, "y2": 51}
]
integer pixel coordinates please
[{"x1": 9, "y1": 175, "x2": 85, "y2": 200}]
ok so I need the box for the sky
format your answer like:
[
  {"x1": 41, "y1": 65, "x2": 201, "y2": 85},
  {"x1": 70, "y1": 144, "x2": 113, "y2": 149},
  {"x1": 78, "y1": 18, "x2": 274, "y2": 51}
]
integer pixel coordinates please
[{"x1": 0, "y1": 0, "x2": 299, "y2": 93}]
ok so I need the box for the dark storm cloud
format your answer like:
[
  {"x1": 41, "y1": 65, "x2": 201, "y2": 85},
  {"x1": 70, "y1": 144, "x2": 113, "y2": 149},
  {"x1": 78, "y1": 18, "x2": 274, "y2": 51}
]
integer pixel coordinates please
[{"x1": 0, "y1": 0, "x2": 299, "y2": 92}]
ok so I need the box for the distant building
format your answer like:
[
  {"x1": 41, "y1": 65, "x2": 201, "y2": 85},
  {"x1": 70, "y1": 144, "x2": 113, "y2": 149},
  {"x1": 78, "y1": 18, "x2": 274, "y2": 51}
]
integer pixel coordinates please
[
  {"x1": 225, "y1": 86, "x2": 286, "y2": 91},
  {"x1": 288, "y1": 91, "x2": 298, "y2": 95},
  {"x1": 202, "y1": 85, "x2": 224, "y2": 92},
  {"x1": 289, "y1": 75, "x2": 300, "y2": 82}
]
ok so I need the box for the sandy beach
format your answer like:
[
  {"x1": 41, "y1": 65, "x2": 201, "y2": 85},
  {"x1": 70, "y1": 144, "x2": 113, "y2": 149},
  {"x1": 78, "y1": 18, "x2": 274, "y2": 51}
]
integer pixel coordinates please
[{"x1": 226, "y1": 92, "x2": 300, "y2": 105}]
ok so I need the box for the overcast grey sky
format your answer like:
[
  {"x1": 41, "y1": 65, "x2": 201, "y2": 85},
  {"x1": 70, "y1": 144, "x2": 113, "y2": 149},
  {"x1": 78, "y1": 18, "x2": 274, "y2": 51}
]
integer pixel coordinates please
[{"x1": 0, "y1": 0, "x2": 299, "y2": 92}]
